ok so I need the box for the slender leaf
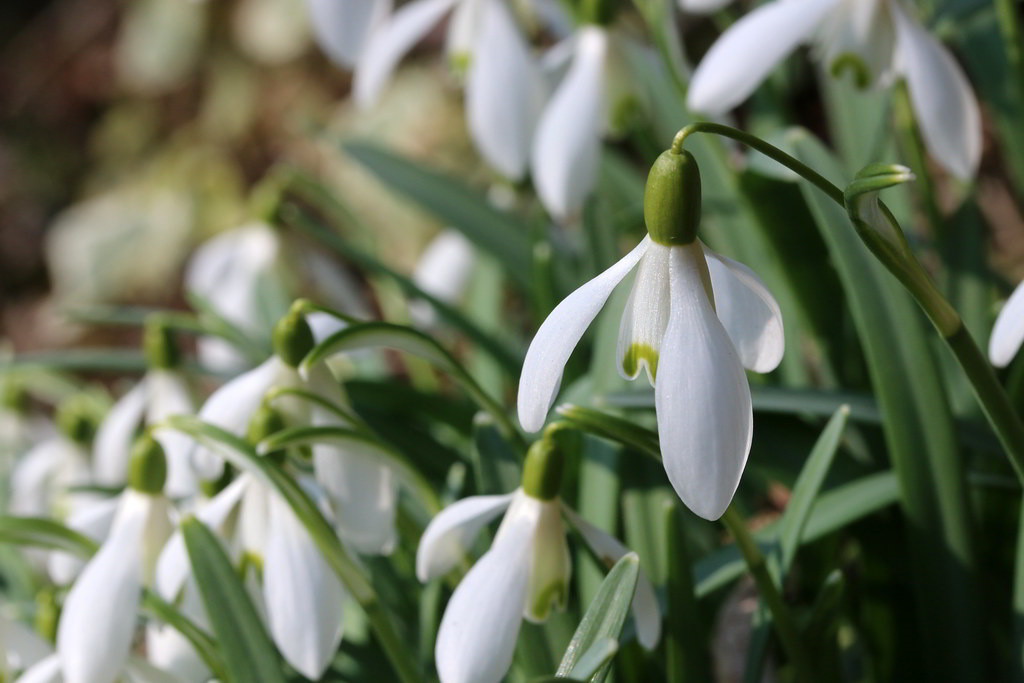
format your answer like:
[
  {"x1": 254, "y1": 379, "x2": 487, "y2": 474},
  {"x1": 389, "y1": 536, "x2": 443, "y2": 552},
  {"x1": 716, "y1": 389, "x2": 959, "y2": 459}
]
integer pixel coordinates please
[
  {"x1": 182, "y1": 517, "x2": 288, "y2": 683},
  {"x1": 0, "y1": 516, "x2": 98, "y2": 555},
  {"x1": 664, "y1": 501, "x2": 710, "y2": 683},
  {"x1": 343, "y1": 141, "x2": 533, "y2": 288},
  {"x1": 557, "y1": 553, "x2": 640, "y2": 682},
  {"x1": 554, "y1": 405, "x2": 661, "y2": 461},
  {"x1": 567, "y1": 637, "x2": 619, "y2": 680}
]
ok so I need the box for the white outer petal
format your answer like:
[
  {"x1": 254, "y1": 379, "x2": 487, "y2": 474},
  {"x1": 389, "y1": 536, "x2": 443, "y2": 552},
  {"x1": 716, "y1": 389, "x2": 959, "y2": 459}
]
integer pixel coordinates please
[
  {"x1": 353, "y1": 0, "x2": 459, "y2": 106},
  {"x1": 14, "y1": 655, "x2": 62, "y2": 683},
  {"x1": 57, "y1": 492, "x2": 149, "y2": 683},
  {"x1": 415, "y1": 493, "x2": 515, "y2": 581},
  {"x1": 891, "y1": 1, "x2": 981, "y2": 179},
  {"x1": 678, "y1": 0, "x2": 734, "y2": 13},
  {"x1": 435, "y1": 495, "x2": 539, "y2": 683},
  {"x1": 561, "y1": 505, "x2": 662, "y2": 649},
  {"x1": 262, "y1": 495, "x2": 345, "y2": 680},
  {"x1": 656, "y1": 245, "x2": 753, "y2": 521},
  {"x1": 191, "y1": 357, "x2": 288, "y2": 479},
  {"x1": 518, "y1": 238, "x2": 649, "y2": 432},
  {"x1": 531, "y1": 26, "x2": 608, "y2": 220},
  {"x1": 307, "y1": 0, "x2": 392, "y2": 68},
  {"x1": 93, "y1": 382, "x2": 147, "y2": 487},
  {"x1": 2, "y1": 613, "x2": 53, "y2": 672},
  {"x1": 467, "y1": 0, "x2": 544, "y2": 180},
  {"x1": 704, "y1": 248, "x2": 785, "y2": 373},
  {"x1": 686, "y1": 0, "x2": 841, "y2": 113},
  {"x1": 990, "y1": 280, "x2": 1024, "y2": 367},
  {"x1": 122, "y1": 658, "x2": 189, "y2": 683},
  {"x1": 156, "y1": 476, "x2": 250, "y2": 600}
]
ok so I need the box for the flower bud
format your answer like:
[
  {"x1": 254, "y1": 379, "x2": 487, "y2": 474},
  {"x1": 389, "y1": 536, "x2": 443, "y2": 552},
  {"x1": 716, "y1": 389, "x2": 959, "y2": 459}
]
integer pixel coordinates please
[
  {"x1": 273, "y1": 303, "x2": 315, "y2": 368},
  {"x1": 522, "y1": 436, "x2": 564, "y2": 501},
  {"x1": 644, "y1": 149, "x2": 701, "y2": 246},
  {"x1": 247, "y1": 403, "x2": 287, "y2": 465},
  {"x1": 56, "y1": 396, "x2": 100, "y2": 445},
  {"x1": 143, "y1": 317, "x2": 180, "y2": 370},
  {"x1": 130, "y1": 434, "x2": 167, "y2": 495}
]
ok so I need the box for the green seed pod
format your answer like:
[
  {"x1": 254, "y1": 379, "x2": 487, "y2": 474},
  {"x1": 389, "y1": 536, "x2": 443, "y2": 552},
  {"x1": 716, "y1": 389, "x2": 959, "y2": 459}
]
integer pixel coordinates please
[
  {"x1": 130, "y1": 434, "x2": 167, "y2": 495},
  {"x1": 56, "y1": 396, "x2": 100, "y2": 445},
  {"x1": 522, "y1": 437, "x2": 565, "y2": 501},
  {"x1": 272, "y1": 304, "x2": 315, "y2": 368},
  {"x1": 144, "y1": 318, "x2": 180, "y2": 370},
  {"x1": 644, "y1": 149, "x2": 701, "y2": 246}
]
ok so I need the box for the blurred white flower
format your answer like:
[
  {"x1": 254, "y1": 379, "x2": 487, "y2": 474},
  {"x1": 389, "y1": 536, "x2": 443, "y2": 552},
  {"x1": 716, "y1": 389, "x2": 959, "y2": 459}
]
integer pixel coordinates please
[
  {"x1": 306, "y1": 0, "x2": 392, "y2": 68},
  {"x1": 409, "y1": 230, "x2": 476, "y2": 327},
  {"x1": 418, "y1": 489, "x2": 660, "y2": 683},
  {"x1": 1, "y1": 608, "x2": 52, "y2": 676},
  {"x1": 686, "y1": 0, "x2": 981, "y2": 179},
  {"x1": 517, "y1": 235, "x2": 783, "y2": 519},
  {"x1": 16, "y1": 654, "x2": 184, "y2": 683},
  {"x1": 156, "y1": 473, "x2": 346, "y2": 679},
  {"x1": 56, "y1": 487, "x2": 173, "y2": 683},
  {"x1": 990, "y1": 280, "x2": 1024, "y2": 368},
  {"x1": 354, "y1": 0, "x2": 545, "y2": 180},
  {"x1": 10, "y1": 436, "x2": 91, "y2": 521}
]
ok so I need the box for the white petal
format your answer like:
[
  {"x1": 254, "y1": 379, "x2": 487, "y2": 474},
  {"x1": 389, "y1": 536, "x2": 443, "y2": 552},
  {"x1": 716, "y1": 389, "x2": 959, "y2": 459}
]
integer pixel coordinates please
[
  {"x1": 313, "y1": 442, "x2": 399, "y2": 555},
  {"x1": 238, "y1": 479, "x2": 272, "y2": 555},
  {"x1": 990, "y1": 280, "x2": 1024, "y2": 367},
  {"x1": 307, "y1": 0, "x2": 392, "y2": 69},
  {"x1": 93, "y1": 382, "x2": 147, "y2": 487},
  {"x1": 122, "y1": 657, "x2": 189, "y2": 683},
  {"x1": 686, "y1": 0, "x2": 840, "y2": 113},
  {"x1": 891, "y1": 2, "x2": 981, "y2": 179},
  {"x1": 704, "y1": 248, "x2": 784, "y2": 373},
  {"x1": 146, "y1": 370, "x2": 198, "y2": 498},
  {"x1": 434, "y1": 496, "x2": 538, "y2": 683},
  {"x1": 518, "y1": 238, "x2": 649, "y2": 432},
  {"x1": 531, "y1": 26, "x2": 608, "y2": 220},
  {"x1": 467, "y1": 0, "x2": 544, "y2": 180},
  {"x1": 57, "y1": 493, "x2": 149, "y2": 683},
  {"x1": 655, "y1": 245, "x2": 753, "y2": 521},
  {"x1": 617, "y1": 243, "x2": 672, "y2": 386},
  {"x1": 814, "y1": 0, "x2": 895, "y2": 86},
  {"x1": 10, "y1": 438, "x2": 87, "y2": 518},
  {"x1": 48, "y1": 496, "x2": 120, "y2": 585},
  {"x1": 263, "y1": 495, "x2": 345, "y2": 679},
  {"x1": 2, "y1": 613, "x2": 53, "y2": 671},
  {"x1": 191, "y1": 357, "x2": 288, "y2": 479},
  {"x1": 561, "y1": 505, "x2": 662, "y2": 650},
  {"x1": 156, "y1": 476, "x2": 250, "y2": 600},
  {"x1": 145, "y1": 622, "x2": 208, "y2": 682},
  {"x1": 353, "y1": 0, "x2": 459, "y2": 106},
  {"x1": 185, "y1": 223, "x2": 279, "y2": 301},
  {"x1": 416, "y1": 493, "x2": 515, "y2": 581},
  {"x1": 14, "y1": 655, "x2": 62, "y2": 683},
  {"x1": 413, "y1": 230, "x2": 476, "y2": 304}
]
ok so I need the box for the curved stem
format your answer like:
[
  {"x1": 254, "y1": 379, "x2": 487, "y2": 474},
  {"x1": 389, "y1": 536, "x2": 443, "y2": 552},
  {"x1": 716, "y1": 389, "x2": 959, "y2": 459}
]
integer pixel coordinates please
[{"x1": 673, "y1": 122, "x2": 1024, "y2": 484}]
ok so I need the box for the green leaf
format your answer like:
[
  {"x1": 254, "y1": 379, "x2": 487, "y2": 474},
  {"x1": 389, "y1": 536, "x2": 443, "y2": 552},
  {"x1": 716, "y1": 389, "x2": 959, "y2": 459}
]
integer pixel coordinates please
[
  {"x1": 664, "y1": 501, "x2": 710, "y2": 683},
  {"x1": 557, "y1": 553, "x2": 640, "y2": 683},
  {"x1": 142, "y1": 590, "x2": 225, "y2": 677},
  {"x1": 302, "y1": 321, "x2": 522, "y2": 446},
  {"x1": 471, "y1": 412, "x2": 523, "y2": 494},
  {"x1": 0, "y1": 516, "x2": 98, "y2": 555},
  {"x1": 7, "y1": 349, "x2": 149, "y2": 374},
  {"x1": 342, "y1": 141, "x2": 534, "y2": 288},
  {"x1": 777, "y1": 405, "x2": 851, "y2": 571},
  {"x1": 181, "y1": 517, "x2": 288, "y2": 683},
  {"x1": 567, "y1": 637, "x2": 619, "y2": 680},
  {"x1": 554, "y1": 405, "x2": 661, "y2": 462}
]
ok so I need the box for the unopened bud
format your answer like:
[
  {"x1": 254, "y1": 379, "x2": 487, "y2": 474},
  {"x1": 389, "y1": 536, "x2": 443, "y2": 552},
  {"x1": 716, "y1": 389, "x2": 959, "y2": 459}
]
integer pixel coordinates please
[
  {"x1": 130, "y1": 434, "x2": 167, "y2": 494},
  {"x1": 522, "y1": 436, "x2": 565, "y2": 501},
  {"x1": 644, "y1": 149, "x2": 701, "y2": 246},
  {"x1": 272, "y1": 302, "x2": 314, "y2": 368},
  {"x1": 56, "y1": 396, "x2": 100, "y2": 445}
]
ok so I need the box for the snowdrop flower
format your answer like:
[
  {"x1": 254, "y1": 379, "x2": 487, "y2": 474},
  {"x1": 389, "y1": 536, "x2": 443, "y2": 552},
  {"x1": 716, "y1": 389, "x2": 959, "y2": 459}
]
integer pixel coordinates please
[
  {"x1": 409, "y1": 229, "x2": 476, "y2": 327},
  {"x1": 355, "y1": 0, "x2": 545, "y2": 180},
  {"x1": 418, "y1": 436, "x2": 660, "y2": 683},
  {"x1": 306, "y1": 0, "x2": 392, "y2": 69},
  {"x1": 16, "y1": 654, "x2": 184, "y2": 683},
  {"x1": 158, "y1": 408, "x2": 346, "y2": 680},
  {"x1": 93, "y1": 322, "x2": 198, "y2": 499},
  {"x1": 518, "y1": 149, "x2": 784, "y2": 519},
  {"x1": 990, "y1": 281, "x2": 1024, "y2": 368},
  {"x1": 686, "y1": 0, "x2": 981, "y2": 179},
  {"x1": 185, "y1": 223, "x2": 284, "y2": 372},
  {"x1": 47, "y1": 495, "x2": 120, "y2": 585},
  {"x1": 56, "y1": 436, "x2": 174, "y2": 683}
]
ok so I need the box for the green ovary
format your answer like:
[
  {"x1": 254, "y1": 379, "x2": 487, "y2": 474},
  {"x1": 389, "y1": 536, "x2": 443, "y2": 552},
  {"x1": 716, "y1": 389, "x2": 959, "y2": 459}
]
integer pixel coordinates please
[
  {"x1": 622, "y1": 342, "x2": 659, "y2": 381},
  {"x1": 528, "y1": 579, "x2": 569, "y2": 622}
]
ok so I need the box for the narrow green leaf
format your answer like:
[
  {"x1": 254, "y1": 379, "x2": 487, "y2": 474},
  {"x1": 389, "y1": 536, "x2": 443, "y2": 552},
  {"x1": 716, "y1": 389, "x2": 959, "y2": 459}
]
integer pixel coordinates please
[
  {"x1": 777, "y1": 405, "x2": 851, "y2": 570},
  {"x1": 0, "y1": 516, "x2": 98, "y2": 556},
  {"x1": 664, "y1": 501, "x2": 710, "y2": 683},
  {"x1": 557, "y1": 553, "x2": 640, "y2": 682},
  {"x1": 342, "y1": 141, "x2": 534, "y2": 287},
  {"x1": 142, "y1": 591, "x2": 225, "y2": 677},
  {"x1": 182, "y1": 517, "x2": 288, "y2": 683},
  {"x1": 567, "y1": 637, "x2": 619, "y2": 680},
  {"x1": 7, "y1": 349, "x2": 149, "y2": 374},
  {"x1": 471, "y1": 412, "x2": 523, "y2": 494},
  {"x1": 554, "y1": 405, "x2": 661, "y2": 462}
]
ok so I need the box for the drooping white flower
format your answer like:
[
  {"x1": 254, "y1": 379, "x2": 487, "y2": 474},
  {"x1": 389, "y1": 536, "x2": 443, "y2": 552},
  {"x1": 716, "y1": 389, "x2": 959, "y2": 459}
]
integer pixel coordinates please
[
  {"x1": 989, "y1": 279, "x2": 1024, "y2": 368},
  {"x1": 418, "y1": 487, "x2": 660, "y2": 683},
  {"x1": 686, "y1": 0, "x2": 981, "y2": 179},
  {"x1": 16, "y1": 654, "x2": 185, "y2": 683},
  {"x1": 518, "y1": 150, "x2": 783, "y2": 519},
  {"x1": 9, "y1": 436, "x2": 91, "y2": 520},
  {"x1": 354, "y1": 0, "x2": 545, "y2": 180},
  {"x1": 55, "y1": 437, "x2": 174, "y2": 683},
  {"x1": 409, "y1": 230, "x2": 476, "y2": 327}
]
